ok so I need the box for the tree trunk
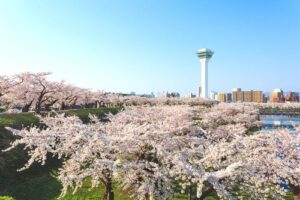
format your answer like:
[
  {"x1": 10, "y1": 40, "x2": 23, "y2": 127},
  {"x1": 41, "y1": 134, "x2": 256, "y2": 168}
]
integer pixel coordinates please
[
  {"x1": 71, "y1": 98, "x2": 78, "y2": 109},
  {"x1": 96, "y1": 101, "x2": 101, "y2": 108},
  {"x1": 196, "y1": 186, "x2": 214, "y2": 200},
  {"x1": 45, "y1": 104, "x2": 50, "y2": 111},
  {"x1": 102, "y1": 180, "x2": 114, "y2": 200},
  {"x1": 35, "y1": 103, "x2": 41, "y2": 114},
  {"x1": 292, "y1": 186, "x2": 300, "y2": 200},
  {"x1": 45, "y1": 99, "x2": 58, "y2": 111},
  {"x1": 35, "y1": 87, "x2": 47, "y2": 114},
  {"x1": 35, "y1": 97, "x2": 43, "y2": 114},
  {"x1": 22, "y1": 100, "x2": 33, "y2": 112},
  {"x1": 60, "y1": 102, "x2": 66, "y2": 110},
  {"x1": 294, "y1": 195, "x2": 300, "y2": 200},
  {"x1": 22, "y1": 105, "x2": 30, "y2": 112},
  {"x1": 189, "y1": 185, "x2": 192, "y2": 200}
]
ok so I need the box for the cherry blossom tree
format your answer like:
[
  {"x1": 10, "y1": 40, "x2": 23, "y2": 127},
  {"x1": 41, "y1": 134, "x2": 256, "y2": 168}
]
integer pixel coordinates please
[
  {"x1": 28, "y1": 72, "x2": 61, "y2": 113},
  {"x1": 3, "y1": 105, "x2": 198, "y2": 200},
  {"x1": 0, "y1": 75, "x2": 12, "y2": 98},
  {"x1": 3, "y1": 113, "x2": 116, "y2": 199},
  {"x1": 2, "y1": 72, "x2": 56, "y2": 112},
  {"x1": 53, "y1": 84, "x2": 85, "y2": 110},
  {"x1": 0, "y1": 74, "x2": 25, "y2": 107},
  {"x1": 2, "y1": 73, "x2": 36, "y2": 111},
  {"x1": 172, "y1": 103, "x2": 300, "y2": 200},
  {"x1": 200, "y1": 128, "x2": 300, "y2": 199},
  {"x1": 92, "y1": 90, "x2": 106, "y2": 108},
  {"x1": 105, "y1": 105, "x2": 199, "y2": 200},
  {"x1": 1, "y1": 72, "x2": 85, "y2": 112}
]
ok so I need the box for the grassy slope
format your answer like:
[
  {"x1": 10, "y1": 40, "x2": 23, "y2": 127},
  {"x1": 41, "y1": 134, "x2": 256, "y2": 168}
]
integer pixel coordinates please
[
  {"x1": 0, "y1": 107, "x2": 121, "y2": 127},
  {"x1": 0, "y1": 113, "x2": 39, "y2": 128},
  {"x1": 64, "y1": 107, "x2": 120, "y2": 122},
  {"x1": 57, "y1": 180, "x2": 200, "y2": 200}
]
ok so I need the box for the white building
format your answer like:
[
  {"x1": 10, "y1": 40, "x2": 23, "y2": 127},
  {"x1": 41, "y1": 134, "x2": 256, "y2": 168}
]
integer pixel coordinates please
[
  {"x1": 232, "y1": 88, "x2": 242, "y2": 92},
  {"x1": 210, "y1": 91, "x2": 218, "y2": 100},
  {"x1": 185, "y1": 92, "x2": 196, "y2": 98}
]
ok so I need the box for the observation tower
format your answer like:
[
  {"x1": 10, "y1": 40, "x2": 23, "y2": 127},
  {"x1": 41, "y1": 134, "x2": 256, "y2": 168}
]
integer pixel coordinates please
[{"x1": 197, "y1": 48, "x2": 214, "y2": 98}]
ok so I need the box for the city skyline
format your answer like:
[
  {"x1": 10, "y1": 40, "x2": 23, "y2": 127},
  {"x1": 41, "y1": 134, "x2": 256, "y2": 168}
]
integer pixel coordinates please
[{"x1": 0, "y1": 1, "x2": 300, "y2": 94}]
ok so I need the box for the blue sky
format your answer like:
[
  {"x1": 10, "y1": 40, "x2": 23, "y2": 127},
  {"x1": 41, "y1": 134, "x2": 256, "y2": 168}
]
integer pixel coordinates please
[{"x1": 0, "y1": 0, "x2": 300, "y2": 95}]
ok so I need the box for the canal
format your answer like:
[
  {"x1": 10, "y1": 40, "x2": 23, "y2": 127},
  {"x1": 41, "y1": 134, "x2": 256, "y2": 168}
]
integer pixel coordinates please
[{"x1": 260, "y1": 115, "x2": 300, "y2": 130}]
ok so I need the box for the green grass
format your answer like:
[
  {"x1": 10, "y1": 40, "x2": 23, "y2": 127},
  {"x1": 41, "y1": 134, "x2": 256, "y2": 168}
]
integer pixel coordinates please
[
  {"x1": 56, "y1": 181, "x2": 213, "y2": 200},
  {"x1": 0, "y1": 113, "x2": 39, "y2": 128},
  {"x1": 0, "y1": 196, "x2": 14, "y2": 200},
  {"x1": 0, "y1": 152, "x2": 61, "y2": 200},
  {"x1": 58, "y1": 179, "x2": 219, "y2": 200},
  {"x1": 5, "y1": 168, "x2": 61, "y2": 200},
  {"x1": 58, "y1": 181, "x2": 131, "y2": 200},
  {"x1": 0, "y1": 107, "x2": 121, "y2": 128},
  {"x1": 0, "y1": 106, "x2": 120, "y2": 129},
  {"x1": 65, "y1": 107, "x2": 121, "y2": 123}
]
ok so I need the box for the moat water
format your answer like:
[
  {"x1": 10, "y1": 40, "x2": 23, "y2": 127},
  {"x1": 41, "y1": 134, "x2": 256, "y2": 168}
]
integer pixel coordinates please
[{"x1": 260, "y1": 115, "x2": 300, "y2": 130}]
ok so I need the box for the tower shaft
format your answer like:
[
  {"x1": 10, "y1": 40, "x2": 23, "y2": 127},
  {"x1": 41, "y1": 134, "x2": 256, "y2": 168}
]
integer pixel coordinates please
[{"x1": 200, "y1": 58, "x2": 209, "y2": 98}]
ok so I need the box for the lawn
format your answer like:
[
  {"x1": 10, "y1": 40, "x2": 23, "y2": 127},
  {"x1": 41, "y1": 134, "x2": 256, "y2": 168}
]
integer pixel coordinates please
[
  {"x1": 56, "y1": 182, "x2": 205, "y2": 200},
  {"x1": 65, "y1": 107, "x2": 121, "y2": 123},
  {"x1": 0, "y1": 113, "x2": 39, "y2": 128},
  {"x1": 0, "y1": 107, "x2": 122, "y2": 127}
]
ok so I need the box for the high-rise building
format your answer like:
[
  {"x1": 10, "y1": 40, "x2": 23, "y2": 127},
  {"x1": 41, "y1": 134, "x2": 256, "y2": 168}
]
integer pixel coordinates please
[
  {"x1": 263, "y1": 95, "x2": 269, "y2": 103},
  {"x1": 232, "y1": 89, "x2": 264, "y2": 103},
  {"x1": 243, "y1": 91, "x2": 252, "y2": 102},
  {"x1": 252, "y1": 91, "x2": 264, "y2": 103},
  {"x1": 232, "y1": 90, "x2": 244, "y2": 102},
  {"x1": 217, "y1": 93, "x2": 227, "y2": 102},
  {"x1": 197, "y1": 48, "x2": 214, "y2": 98},
  {"x1": 226, "y1": 93, "x2": 232, "y2": 102},
  {"x1": 270, "y1": 89, "x2": 285, "y2": 103},
  {"x1": 285, "y1": 92, "x2": 299, "y2": 102}
]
